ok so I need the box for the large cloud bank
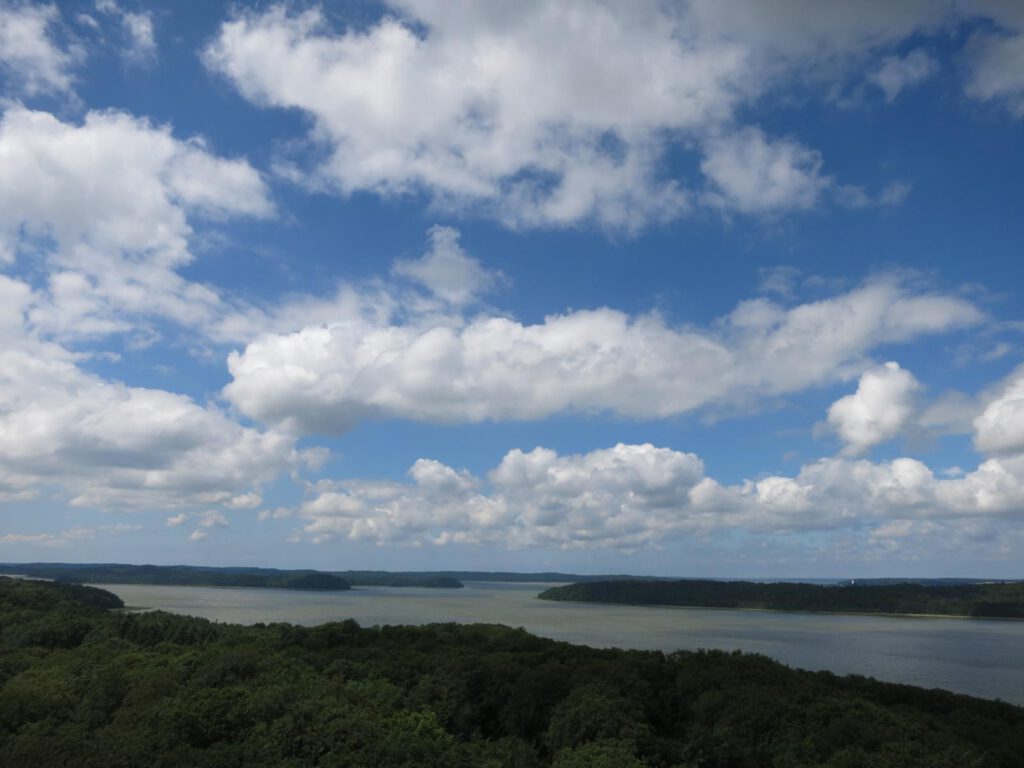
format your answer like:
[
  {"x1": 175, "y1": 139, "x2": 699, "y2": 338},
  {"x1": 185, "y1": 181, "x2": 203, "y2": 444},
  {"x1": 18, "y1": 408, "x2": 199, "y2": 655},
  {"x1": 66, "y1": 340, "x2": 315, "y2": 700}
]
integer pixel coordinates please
[
  {"x1": 205, "y1": 1, "x2": 1024, "y2": 228},
  {"x1": 225, "y1": 273, "x2": 981, "y2": 435},
  {"x1": 292, "y1": 433, "x2": 1024, "y2": 554},
  {"x1": 292, "y1": 369, "x2": 1024, "y2": 556}
]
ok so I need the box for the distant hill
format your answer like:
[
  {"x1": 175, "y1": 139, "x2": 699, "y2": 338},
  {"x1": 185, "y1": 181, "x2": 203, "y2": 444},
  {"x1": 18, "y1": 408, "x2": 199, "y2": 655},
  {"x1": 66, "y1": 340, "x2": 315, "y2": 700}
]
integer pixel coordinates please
[
  {"x1": 0, "y1": 564, "x2": 681, "y2": 590},
  {"x1": 538, "y1": 579, "x2": 1024, "y2": 619},
  {"x1": 0, "y1": 563, "x2": 475, "y2": 590},
  {"x1": 7, "y1": 564, "x2": 1012, "y2": 597},
  {"x1": 333, "y1": 571, "x2": 464, "y2": 588},
  {"x1": 845, "y1": 577, "x2": 1004, "y2": 586},
  {"x1": 0, "y1": 563, "x2": 353, "y2": 591},
  {"x1": 429, "y1": 571, "x2": 671, "y2": 583}
]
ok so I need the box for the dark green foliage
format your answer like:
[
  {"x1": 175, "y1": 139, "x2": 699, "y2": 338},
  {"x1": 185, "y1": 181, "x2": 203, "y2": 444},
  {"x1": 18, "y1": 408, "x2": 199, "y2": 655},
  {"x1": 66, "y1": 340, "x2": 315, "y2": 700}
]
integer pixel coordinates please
[
  {"x1": 538, "y1": 579, "x2": 1024, "y2": 619},
  {"x1": 280, "y1": 573, "x2": 351, "y2": 591},
  {"x1": 335, "y1": 572, "x2": 465, "y2": 588},
  {"x1": 430, "y1": 571, "x2": 659, "y2": 584},
  {"x1": 0, "y1": 577, "x2": 123, "y2": 611},
  {"x1": 0, "y1": 563, "x2": 354, "y2": 591},
  {"x1": 0, "y1": 577, "x2": 1022, "y2": 767},
  {"x1": 0, "y1": 563, "x2": 474, "y2": 589}
]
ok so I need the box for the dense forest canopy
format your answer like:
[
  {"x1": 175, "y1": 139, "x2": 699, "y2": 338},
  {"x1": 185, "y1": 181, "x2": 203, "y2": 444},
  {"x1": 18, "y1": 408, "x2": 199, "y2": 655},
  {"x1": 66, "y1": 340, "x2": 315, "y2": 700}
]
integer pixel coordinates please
[
  {"x1": 538, "y1": 580, "x2": 1024, "y2": 619},
  {"x1": 1, "y1": 577, "x2": 1022, "y2": 767}
]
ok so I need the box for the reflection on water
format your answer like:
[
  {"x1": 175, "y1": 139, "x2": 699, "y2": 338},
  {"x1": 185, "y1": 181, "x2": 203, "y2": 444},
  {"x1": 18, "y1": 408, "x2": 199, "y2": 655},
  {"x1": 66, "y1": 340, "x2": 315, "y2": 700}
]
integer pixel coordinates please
[{"x1": 100, "y1": 580, "x2": 1024, "y2": 705}]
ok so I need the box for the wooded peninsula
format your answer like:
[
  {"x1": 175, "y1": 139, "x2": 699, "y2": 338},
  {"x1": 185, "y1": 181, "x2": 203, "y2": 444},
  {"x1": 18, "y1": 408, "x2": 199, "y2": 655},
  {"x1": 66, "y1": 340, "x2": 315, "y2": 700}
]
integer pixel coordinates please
[
  {"x1": 537, "y1": 579, "x2": 1024, "y2": 619},
  {"x1": 0, "y1": 564, "x2": 462, "y2": 591},
  {"x1": 1, "y1": 577, "x2": 1022, "y2": 767}
]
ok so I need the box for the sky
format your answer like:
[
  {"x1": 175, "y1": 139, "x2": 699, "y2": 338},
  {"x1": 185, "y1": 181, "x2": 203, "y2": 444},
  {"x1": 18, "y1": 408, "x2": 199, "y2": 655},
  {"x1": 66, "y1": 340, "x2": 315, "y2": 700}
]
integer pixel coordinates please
[{"x1": 0, "y1": 0, "x2": 1023, "y2": 578}]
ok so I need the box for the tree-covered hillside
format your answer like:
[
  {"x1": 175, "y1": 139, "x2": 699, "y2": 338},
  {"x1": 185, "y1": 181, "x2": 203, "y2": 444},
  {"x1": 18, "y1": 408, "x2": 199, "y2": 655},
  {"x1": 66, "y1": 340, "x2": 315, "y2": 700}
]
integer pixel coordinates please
[
  {"x1": 0, "y1": 563, "x2": 473, "y2": 590},
  {"x1": 538, "y1": 579, "x2": 1024, "y2": 619},
  {"x1": 334, "y1": 571, "x2": 464, "y2": 588},
  {"x1": 1, "y1": 577, "x2": 1022, "y2": 767},
  {"x1": 0, "y1": 562, "x2": 690, "y2": 589},
  {"x1": 0, "y1": 564, "x2": 353, "y2": 591}
]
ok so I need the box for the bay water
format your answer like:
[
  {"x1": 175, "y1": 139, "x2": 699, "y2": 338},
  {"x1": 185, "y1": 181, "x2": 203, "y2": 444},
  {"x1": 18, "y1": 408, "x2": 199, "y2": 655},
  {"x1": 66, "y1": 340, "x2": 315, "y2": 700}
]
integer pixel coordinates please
[{"x1": 98, "y1": 580, "x2": 1024, "y2": 705}]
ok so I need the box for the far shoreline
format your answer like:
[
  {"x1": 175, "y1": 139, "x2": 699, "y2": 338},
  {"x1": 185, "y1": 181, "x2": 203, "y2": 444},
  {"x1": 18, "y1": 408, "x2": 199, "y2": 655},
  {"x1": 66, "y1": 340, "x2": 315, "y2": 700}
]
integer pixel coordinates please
[
  {"x1": 535, "y1": 593, "x2": 1024, "y2": 622},
  {"x1": 536, "y1": 578, "x2": 1024, "y2": 621}
]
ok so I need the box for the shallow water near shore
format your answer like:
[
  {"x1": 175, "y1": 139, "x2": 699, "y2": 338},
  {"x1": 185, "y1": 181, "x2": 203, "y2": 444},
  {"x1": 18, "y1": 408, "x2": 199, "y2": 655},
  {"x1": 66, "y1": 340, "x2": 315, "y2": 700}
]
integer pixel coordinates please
[{"x1": 99, "y1": 580, "x2": 1024, "y2": 706}]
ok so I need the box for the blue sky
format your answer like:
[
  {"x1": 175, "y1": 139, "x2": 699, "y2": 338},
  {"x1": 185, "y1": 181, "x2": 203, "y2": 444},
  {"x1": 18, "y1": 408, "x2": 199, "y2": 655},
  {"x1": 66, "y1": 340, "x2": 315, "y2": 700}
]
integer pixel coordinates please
[{"x1": 1, "y1": 0, "x2": 1023, "y2": 577}]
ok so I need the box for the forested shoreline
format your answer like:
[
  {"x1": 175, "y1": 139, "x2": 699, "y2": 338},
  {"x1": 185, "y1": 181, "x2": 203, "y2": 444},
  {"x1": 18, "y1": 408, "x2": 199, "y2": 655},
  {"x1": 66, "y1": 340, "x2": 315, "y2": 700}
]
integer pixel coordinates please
[
  {"x1": 538, "y1": 579, "x2": 1024, "y2": 619},
  {"x1": 0, "y1": 562, "x2": 699, "y2": 590},
  {"x1": 0, "y1": 564, "x2": 463, "y2": 590},
  {"x1": 2, "y1": 577, "x2": 1023, "y2": 767}
]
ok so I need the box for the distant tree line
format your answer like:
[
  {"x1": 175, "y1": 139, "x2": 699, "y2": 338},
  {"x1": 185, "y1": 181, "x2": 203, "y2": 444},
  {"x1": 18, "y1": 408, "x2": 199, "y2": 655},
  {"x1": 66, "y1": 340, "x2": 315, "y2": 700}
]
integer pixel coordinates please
[
  {"x1": 335, "y1": 571, "x2": 464, "y2": 588},
  {"x1": 0, "y1": 563, "x2": 715, "y2": 590},
  {"x1": 537, "y1": 579, "x2": 1024, "y2": 619},
  {"x1": 0, "y1": 564, "x2": 352, "y2": 591},
  {"x1": 0, "y1": 564, "x2": 469, "y2": 591},
  {"x1": 1, "y1": 576, "x2": 1022, "y2": 767}
]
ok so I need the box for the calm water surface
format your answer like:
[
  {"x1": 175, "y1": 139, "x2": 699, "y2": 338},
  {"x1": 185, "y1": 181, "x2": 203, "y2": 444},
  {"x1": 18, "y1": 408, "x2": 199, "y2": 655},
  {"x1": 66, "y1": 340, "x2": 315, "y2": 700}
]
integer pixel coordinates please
[{"x1": 99, "y1": 581, "x2": 1024, "y2": 705}]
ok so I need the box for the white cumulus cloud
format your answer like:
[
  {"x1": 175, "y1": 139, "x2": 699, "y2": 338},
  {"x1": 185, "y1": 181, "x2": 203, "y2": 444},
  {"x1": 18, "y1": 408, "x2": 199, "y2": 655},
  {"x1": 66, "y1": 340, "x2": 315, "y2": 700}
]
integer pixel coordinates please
[
  {"x1": 224, "y1": 272, "x2": 981, "y2": 435},
  {"x1": 391, "y1": 225, "x2": 498, "y2": 306},
  {"x1": 292, "y1": 440, "x2": 1024, "y2": 554},
  {"x1": 0, "y1": 107, "x2": 273, "y2": 339},
  {"x1": 0, "y1": 276, "x2": 307, "y2": 512},
  {"x1": 299, "y1": 443, "x2": 707, "y2": 550},
  {"x1": 701, "y1": 128, "x2": 830, "y2": 214},
  {"x1": 95, "y1": 0, "x2": 156, "y2": 64},
  {"x1": 204, "y1": 1, "x2": 965, "y2": 229},
  {"x1": 974, "y1": 369, "x2": 1024, "y2": 455},
  {"x1": 827, "y1": 361, "x2": 920, "y2": 454},
  {"x1": 0, "y1": 4, "x2": 79, "y2": 95},
  {"x1": 964, "y1": 2, "x2": 1024, "y2": 117}
]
